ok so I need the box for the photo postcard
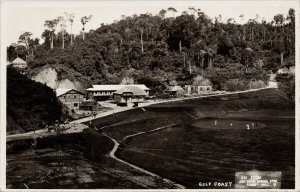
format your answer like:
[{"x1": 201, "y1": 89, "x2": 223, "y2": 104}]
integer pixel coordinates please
[{"x1": 1, "y1": 0, "x2": 299, "y2": 191}]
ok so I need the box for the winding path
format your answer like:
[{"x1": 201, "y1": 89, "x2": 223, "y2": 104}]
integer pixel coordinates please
[{"x1": 102, "y1": 123, "x2": 185, "y2": 189}]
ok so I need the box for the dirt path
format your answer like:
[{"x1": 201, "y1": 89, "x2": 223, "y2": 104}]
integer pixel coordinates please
[
  {"x1": 100, "y1": 115, "x2": 169, "y2": 130},
  {"x1": 121, "y1": 123, "x2": 178, "y2": 142},
  {"x1": 102, "y1": 123, "x2": 185, "y2": 189}
]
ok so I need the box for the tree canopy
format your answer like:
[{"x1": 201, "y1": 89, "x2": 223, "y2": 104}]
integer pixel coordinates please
[{"x1": 7, "y1": 8, "x2": 295, "y2": 93}]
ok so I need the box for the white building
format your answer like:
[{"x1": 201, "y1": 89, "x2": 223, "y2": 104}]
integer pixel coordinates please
[
  {"x1": 86, "y1": 84, "x2": 150, "y2": 100},
  {"x1": 185, "y1": 85, "x2": 213, "y2": 95},
  {"x1": 113, "y1": 86, "x2": 147, "y2": 105}
]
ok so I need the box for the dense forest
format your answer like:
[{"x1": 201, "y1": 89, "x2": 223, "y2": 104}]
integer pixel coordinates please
[
  {"x1": 7, "y1": 67, "x2": 64, "y2": 133},
  {"x1": 7, "y1": 8, "x2": 295, "y2": 94}
]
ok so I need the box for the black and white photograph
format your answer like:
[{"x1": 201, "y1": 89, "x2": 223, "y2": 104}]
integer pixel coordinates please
[{"x1": 1, "y1": 0, "x2": 299, "y2": 190}]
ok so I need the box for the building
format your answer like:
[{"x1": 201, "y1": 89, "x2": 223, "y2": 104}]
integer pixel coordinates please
[
  {"x1": 79, "y1": 100, "x2": 101, "y2": 111},
  {"x1": 11, "y1": 57, "x2": 27, "y2": 69},
  {"x1": 277, "y1": 66, "x2": 295, "y2": 75},
  {"x1": 86, "y1": 84, "x2": 150, "y2": 100},
  {"x1": 185, "y1": 84, "x2": 213, "y2": 95},
  {"x1": 113, "y1": 86, "x2": 147, "y2": 105},
  {"x1": 165, "y1": 86, "x2": 185, "y2": 96},
  {"x1": 56, "y1": 88, "x2": 85, "y2": 110}
]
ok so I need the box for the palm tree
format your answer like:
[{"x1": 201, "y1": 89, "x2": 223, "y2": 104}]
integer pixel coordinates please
[
  {"x1": 81, "y1": 15, "x2": 93, "y2": 40},
  {"x1": 167, "y1": 7, "x2": 177, "y2": 17}
]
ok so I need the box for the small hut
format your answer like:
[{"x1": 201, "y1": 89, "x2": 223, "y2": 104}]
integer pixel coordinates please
[
  {"x1": 165, "y1": 86, "x2": 185, "y2": 96},
  {"x1": 11, "y1": 57, "x2": 27, "y2": 69},
  {"x1": 185, "y1": 76, "x2": 213, "y2": 95}
]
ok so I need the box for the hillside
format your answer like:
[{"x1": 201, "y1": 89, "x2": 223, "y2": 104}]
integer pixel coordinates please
[
  {"x1": 8, "y1": 8, "x2": 295, "y2": 93},
  {"x1": 7, "y1": 67, "x2": 64, "y2": 134}
]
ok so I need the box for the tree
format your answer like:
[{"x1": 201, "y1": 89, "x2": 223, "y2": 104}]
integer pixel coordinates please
[
  {"x1": 44, "y1": 19, "x2": 59, "y2": 49},
  {"x1": 158, "y1": 9, "x2": 167, "y2": 18},
  {"x1": 58, "y1": 16, "x2": 67, "y2": 49},
  {"x1": 18, "y1": 32, "x2": 33, "y2": 59},
  {"x1": 134, "y1": 17, "x2": 149, "y2": 53},
  {"x1": 167, "y1": 7, "x2": 177, "y2": 17},
  {"x1": 18, "y1": 32, "x2": 32, "y2": 50},
  {"x1": 188, "y1": 7, "x2": 197, "y2": 16},
  {"x1": 273, "y1": 14, "x2": 285, "y2": 65},
  {"x1": 181, "y1": 47, "x2": 188, "y2": 69},
  {"x1": 239, "y1": 14, "x2": 246, "y2": 40},
  {"x1": 273, "y1": 14, "x2": 284, "y2": 26},
  {"x1": 28, "y1": 38, "x2": 40, "y2": 58},
  {"x1": 64, "y1": 12, "x2": 75, "y2": 46},
  {"x1": 7, "y1": 44, "x2": 18, "y2": 62},
  {"x1": 152, "y1": 41, "x2": 167, "y2": 69},
  {"x1": 242, "y1": 47, "x2": 254, "y2": 72},
  {"x1": 287, "y1": 8, "x2": 295, "y2": 25},
  {"x1": 275, "y1": 73, "x2": 294, "y2": 100},
  {"x1": 15, "y1": 45, "x2": 27, "y2": 60},
  {"x1": 247, "y1": 19, "x2": 257, "y2": 41},
  {"x1": 81, "y1": 15, "x2": 93, "y2": 40},
  {"x1": 11, "y1": 8, "x2": 294, "y2": 94},
  {"x1": 120, "y1": 76, "x2": 134, "y2": 84},
  {"x1": 261, "y1": 17, "x2": 267, "y2": 42}
]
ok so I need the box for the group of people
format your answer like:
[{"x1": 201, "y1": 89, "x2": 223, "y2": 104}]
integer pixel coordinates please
[
  {"x1": 246, "y1": 122, "x2": 258, "y2": 130},
  {"x1": 213, "y1": 119, "x2": 258, "y2": 130}
]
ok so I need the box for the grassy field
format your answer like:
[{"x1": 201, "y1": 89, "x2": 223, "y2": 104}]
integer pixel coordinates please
[
  {"x1": 80, "y1": 88, "x2": 295, "y2": 189},
  {"x1": 119, "y1": 110, "x2": 294, "y2": 189}
]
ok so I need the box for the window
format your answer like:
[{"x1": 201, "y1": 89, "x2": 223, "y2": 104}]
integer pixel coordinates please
[
  {"x1": 74, "y1": 95, "x2": 76, "y2": 99},
  {"x1": 207, "y1": 87, "x2": 210, "y2": 91},
  {"x1": 74, "y1": 103, "x2": 78, "y2": 107}
]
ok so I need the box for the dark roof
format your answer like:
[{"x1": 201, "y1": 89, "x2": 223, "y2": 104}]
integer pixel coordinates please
[{"x1": 56, "y1": 88, "x2": 85, "y2": 97}]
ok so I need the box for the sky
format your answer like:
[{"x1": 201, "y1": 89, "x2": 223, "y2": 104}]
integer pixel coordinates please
[{"x1": 2, "y1": 0, "x2": 297, "y2": 46}]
